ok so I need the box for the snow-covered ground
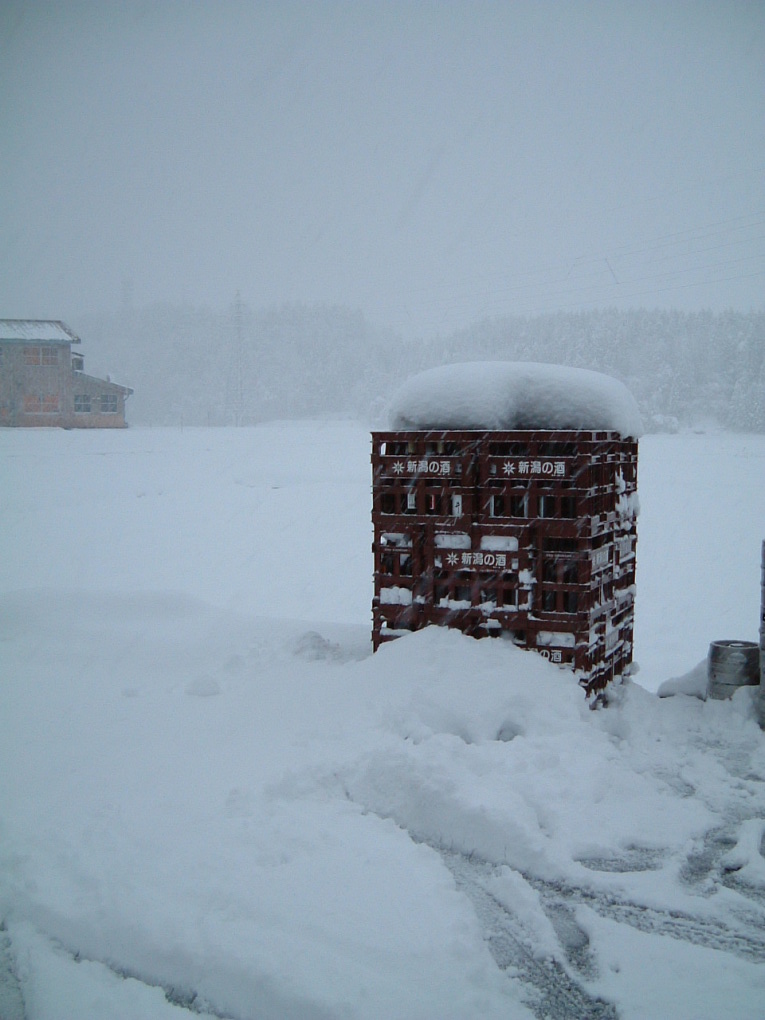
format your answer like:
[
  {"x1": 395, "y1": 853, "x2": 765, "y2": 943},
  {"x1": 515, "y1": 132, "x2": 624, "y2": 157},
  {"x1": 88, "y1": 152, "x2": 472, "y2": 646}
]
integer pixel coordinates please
[{"x1": 1, "y1": 422, "x2": 764, "y2": 1020}]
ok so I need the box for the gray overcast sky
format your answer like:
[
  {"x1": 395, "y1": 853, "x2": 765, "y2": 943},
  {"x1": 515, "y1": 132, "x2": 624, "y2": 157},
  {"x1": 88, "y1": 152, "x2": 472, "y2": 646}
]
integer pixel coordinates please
[{"x1": 2, "y1": 0, "x2": 764, "y2": 338}]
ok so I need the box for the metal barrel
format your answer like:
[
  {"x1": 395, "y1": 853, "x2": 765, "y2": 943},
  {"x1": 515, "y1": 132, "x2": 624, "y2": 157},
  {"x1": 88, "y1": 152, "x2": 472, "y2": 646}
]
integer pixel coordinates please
[{"x1": 707, "y1": 639, "x2": 760, "y2": 700}]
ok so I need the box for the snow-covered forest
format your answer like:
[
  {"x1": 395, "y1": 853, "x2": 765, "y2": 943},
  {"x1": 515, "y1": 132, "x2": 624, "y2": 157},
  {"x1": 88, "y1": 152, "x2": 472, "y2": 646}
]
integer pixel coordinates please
[{"x1": 77, "y1": 304, "x2": 765, "y2": 431}]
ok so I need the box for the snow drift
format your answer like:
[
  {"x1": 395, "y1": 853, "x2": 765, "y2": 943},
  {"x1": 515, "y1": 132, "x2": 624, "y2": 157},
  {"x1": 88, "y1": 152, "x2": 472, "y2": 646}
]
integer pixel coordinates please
[{"x1": 1, "y1": 423, "x2": 764, "y2": 1020}]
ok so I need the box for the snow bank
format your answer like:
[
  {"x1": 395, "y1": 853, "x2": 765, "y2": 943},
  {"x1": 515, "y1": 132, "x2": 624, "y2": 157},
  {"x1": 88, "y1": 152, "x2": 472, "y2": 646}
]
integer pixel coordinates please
[
  {"x1": 658, "y1": 658, "x2": 708, "y2": 699},
  {"x1": 1, "y1": 424, "x2": 765, "y2": 1020},
  {"x1": 2, "y1": 606, "x2": 764, "y2": 1020},
  {"x1": 389, "y1": 362, "x2": 643, "y2": 437}
]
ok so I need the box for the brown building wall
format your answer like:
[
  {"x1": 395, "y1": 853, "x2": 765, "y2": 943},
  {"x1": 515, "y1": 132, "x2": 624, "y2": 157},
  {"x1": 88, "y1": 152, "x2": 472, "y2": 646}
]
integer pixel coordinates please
[
  {"x1": 0, "y1": 342, "x2": 129, "y2": 428},
  {"x1": 69, "y1": 372, "x2": 129, "y2": 428},
  {"x1": 0, "y1": 342, "x2": 70, "y2": 425}
]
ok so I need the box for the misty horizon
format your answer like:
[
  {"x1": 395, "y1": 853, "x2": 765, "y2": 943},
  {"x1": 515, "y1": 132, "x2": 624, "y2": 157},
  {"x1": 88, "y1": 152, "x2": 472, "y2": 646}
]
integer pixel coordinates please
[{"x1": 2, "y1": 1, "x2": 764, "y2": 341}]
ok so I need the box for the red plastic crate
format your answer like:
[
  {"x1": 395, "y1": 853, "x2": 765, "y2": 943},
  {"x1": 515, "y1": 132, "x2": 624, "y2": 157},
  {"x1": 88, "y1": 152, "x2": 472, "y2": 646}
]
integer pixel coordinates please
[{"x1": 372, "y1": 430, "x2": 638, "y2": 695}]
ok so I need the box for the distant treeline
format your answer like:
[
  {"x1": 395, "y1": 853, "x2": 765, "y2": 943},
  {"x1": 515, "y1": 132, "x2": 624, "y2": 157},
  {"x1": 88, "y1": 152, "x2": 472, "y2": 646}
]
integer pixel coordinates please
[{"x1": 76, "y1": 303, "x2": 765, "y2": 432}]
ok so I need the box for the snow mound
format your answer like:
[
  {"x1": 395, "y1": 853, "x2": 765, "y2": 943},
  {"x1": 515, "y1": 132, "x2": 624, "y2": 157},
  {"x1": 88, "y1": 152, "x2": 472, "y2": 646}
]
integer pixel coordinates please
[
  {"x1": 657, "y1": 659, "x2": 708, "y2": 699},
  {"x1": 389, "y1": 362, "x2": 643, "y2": 437}
]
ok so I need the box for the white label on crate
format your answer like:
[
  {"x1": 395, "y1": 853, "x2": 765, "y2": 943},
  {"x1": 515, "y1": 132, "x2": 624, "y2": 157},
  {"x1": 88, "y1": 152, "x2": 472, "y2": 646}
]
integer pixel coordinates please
[
  {"x1": 443, "y1": 551, "x2": 508, "y2": 569},
  {"x1": 502, "y1": 460, "x2": 567, "y2": 477},
  {"x1": 389, "y1": 458, "x2": 567, "y2": 478},
  {"x1": 538, "y1": 649, "x2": 564, "y2": 663},
  {"x1": 391, "y1": 459, "x2": 452, "y2": 476}
]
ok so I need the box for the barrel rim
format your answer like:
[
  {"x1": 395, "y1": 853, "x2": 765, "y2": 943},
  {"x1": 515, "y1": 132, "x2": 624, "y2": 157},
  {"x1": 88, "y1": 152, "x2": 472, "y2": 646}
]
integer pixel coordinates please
[{"x1": 709, "y1": 639, "x2": 759, "y2": 650}]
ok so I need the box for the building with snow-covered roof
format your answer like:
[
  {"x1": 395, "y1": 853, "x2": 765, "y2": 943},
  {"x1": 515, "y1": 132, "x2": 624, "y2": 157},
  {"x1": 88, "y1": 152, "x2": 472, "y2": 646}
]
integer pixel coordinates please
[
  {"x1": 0, "y1": 319, "x2": 132, "y2": 428},
  {"x1": 372, "y1": 363, "x2": 641, "y2": 696}
]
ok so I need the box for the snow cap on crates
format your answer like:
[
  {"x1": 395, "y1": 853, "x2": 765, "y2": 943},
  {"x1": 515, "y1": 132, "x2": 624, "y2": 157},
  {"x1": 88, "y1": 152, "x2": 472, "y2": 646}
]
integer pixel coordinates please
[{"x1": 389, "y1": 362, "x2": 643, "y2": 438}]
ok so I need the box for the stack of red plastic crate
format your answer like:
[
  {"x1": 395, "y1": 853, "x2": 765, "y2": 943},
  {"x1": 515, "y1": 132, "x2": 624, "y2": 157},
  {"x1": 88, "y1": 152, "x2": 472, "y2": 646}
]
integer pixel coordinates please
[{"x1": 372, "y1": 428, "x2": 638, "y2": 695}]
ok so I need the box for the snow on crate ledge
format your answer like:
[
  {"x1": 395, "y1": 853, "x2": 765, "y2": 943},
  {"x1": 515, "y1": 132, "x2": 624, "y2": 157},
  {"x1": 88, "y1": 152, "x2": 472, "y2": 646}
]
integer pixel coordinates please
[
  {"x1": 380, "y1": 586, "x2": 413, "y2": 605},
  {"x1": 537, "y1": 631, "x2": 576, "y2": 648},
  {"x1": 480, "y1": 535, "x2": 519, "y2": 552},
  {"x1": 435, "y1": 532, "x2": 471, "y2": 549},
  {"x1": 389, "y1": 362, "x2": 643, "y2": 438}
]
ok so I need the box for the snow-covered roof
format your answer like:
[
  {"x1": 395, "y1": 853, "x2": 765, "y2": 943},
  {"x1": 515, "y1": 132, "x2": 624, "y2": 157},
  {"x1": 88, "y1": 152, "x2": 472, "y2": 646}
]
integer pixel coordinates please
[
  {"x1": 76, "y1": 371, "x2": 134, "y2": 395},
  {"x1": 389, "y1": 362, "x2": 643, "y2": 438},
  {"x1": 0, "y1": 319, "x2": 81, "y2": 344}
]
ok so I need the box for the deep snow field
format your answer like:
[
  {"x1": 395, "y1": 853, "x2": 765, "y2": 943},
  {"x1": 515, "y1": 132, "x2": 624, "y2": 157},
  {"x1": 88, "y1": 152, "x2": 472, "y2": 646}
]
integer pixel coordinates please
[{"x1": 1, "y1": 422, "x2": 764, "y2": 1020}]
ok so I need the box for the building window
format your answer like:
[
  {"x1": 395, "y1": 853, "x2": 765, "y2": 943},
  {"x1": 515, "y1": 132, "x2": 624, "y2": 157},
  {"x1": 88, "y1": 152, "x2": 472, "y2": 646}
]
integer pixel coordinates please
[
  {"x1": 74, "y1": 394, "x2": 92, "y2": 413},
  {"x1": 23, "y1": 394, "x2": 59, "y2": 413},
  {"x1": 24, "y1": 345, "x2": 60, "y2": 365},
  {"x1": 101, "y1": 394, "x2": 118, "y2": 413}
]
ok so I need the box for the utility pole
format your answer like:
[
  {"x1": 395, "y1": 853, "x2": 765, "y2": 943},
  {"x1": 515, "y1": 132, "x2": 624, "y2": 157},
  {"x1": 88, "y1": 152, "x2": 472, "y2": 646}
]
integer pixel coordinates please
[{"x1": 231, "y1": 291, "x2": 244, "y2": 426}]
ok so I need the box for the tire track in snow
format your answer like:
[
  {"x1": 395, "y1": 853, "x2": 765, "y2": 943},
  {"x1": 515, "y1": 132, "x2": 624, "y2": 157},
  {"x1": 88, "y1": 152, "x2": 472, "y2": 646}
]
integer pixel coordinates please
[
  {"x1": 426, "y1": 839, "x2": 765, "y2": 1019},
  {"x1": 528, "y1": 875, "x2": 765, "y2": 964},
  {"x1": 439, "y1": 852, "x2": 619, "y2": 1020}
]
